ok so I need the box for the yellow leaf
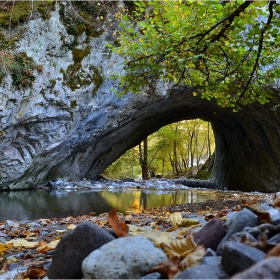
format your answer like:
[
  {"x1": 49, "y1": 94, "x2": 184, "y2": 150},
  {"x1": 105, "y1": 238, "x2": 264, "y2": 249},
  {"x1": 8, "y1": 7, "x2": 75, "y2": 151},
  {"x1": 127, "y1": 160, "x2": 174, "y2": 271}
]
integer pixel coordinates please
[
  {"x1": 181, "y1": 245, "x2": 206, "y2": 268},
  {"x1": 48, "y1": 239, "x2": 60, "y2": 249},
  {"x1": 56, "y1": 229, "x2": 67, "y2": 233},
  {"x1": 0, "y1": 242, "x2": 12, "y2": 256},
  {"x1": 178, "y1": 218, "x2": 199, "y2": 227},
  {"x1": 169, "y1": 212, "x2": 182, "y2": 226},
  {"x1": 161, "y1": 234, "x2": 197, "y2": 259},
  {"x1": 6, "y1": 239, "x2": 38, "y2": 249},
  {"x1": 67, "y1": 224, "x2": 77, "y2": 230},
  {"x1": 128, "y1": 224, "x2": 177, "y2": 246}
]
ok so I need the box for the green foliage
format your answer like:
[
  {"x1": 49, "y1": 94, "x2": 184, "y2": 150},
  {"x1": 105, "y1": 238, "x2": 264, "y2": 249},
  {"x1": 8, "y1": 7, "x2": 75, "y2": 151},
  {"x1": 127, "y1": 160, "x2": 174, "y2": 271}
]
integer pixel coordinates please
[
  {"x1": 111, "y1": 1, "x2": 280, "y2": 110},
  {"x1": 0, "y1": 51, "x2": 42, "y2": 88},
  {"x1": 104, "y1": 147, "x2": 140, "y2": 179}
]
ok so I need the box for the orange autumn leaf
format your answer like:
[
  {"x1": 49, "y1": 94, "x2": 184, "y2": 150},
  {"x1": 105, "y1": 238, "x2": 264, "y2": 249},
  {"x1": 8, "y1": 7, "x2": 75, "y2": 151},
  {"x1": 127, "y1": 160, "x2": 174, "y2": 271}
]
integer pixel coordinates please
[
  {"x1": 273, "y1": 193, "x2": 280, "y2": 207},
  {"x1": 245, "y1": 205, "x2": 271, "y2": 223},
  {"x1": 108, "y1": 209, "x2": 129, "y2": 238},
  {"x1": 266, "y1": 243, "x2": 280, "y2": 258},
  {"x1": 24, "y1": 265, "x2": 47, "y2": 279},
  {"x1": 148, "y1": 257, "x2": 182, "y2": 279}
]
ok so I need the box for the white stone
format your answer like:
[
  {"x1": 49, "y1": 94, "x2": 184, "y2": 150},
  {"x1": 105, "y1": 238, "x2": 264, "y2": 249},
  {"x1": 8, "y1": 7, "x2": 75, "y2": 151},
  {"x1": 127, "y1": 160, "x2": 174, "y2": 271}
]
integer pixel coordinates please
[{"x1": 82, "y1": 236, "x2": 167, "y2": 279}]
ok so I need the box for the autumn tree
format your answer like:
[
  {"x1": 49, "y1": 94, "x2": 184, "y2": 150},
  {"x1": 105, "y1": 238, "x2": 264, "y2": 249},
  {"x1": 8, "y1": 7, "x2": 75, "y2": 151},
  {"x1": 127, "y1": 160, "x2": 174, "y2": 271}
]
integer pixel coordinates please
[{"x1": 109, "y1": 1, "x2": 280, "y2": 111}]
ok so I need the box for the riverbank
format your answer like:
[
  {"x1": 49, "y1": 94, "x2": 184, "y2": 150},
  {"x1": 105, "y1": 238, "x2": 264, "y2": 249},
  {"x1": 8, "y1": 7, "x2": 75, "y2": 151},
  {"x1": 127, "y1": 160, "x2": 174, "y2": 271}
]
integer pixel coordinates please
[
  {"x1": 39, "y1": 177, "x2": 220, "y2": 191},
  {"x1": 0, "y1": 189, "x2": 274, "y2": 279}
]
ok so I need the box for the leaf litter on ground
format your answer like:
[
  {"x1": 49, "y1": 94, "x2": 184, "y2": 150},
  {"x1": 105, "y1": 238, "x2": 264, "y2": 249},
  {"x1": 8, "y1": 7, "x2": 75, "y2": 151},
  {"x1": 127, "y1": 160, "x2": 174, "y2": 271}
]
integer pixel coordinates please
[{"x1": 0, "y1": 192, "x2": 275, "y2": 279}]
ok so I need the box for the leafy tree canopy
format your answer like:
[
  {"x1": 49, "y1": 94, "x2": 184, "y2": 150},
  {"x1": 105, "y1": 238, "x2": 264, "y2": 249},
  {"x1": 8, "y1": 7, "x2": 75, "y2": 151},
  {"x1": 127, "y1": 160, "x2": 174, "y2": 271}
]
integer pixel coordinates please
[{"x1": 109, "y1": 1, "x2": 280, "y2": 110}]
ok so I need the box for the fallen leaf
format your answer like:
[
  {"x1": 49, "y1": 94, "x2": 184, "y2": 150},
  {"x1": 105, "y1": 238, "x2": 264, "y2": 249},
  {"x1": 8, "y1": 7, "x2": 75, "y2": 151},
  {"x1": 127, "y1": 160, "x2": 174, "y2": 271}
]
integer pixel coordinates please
[
  {"x1": 56, "y1": 229, "x2": 67, "y2": 233},
  {"x1": 0, "y1": 243, "x2": 12, "y2": 256},
  {"x1": 241, "y1": 231, "x2": 273, "y2": 253},
  {"x1": 204, "y1": 212, "x2": 217, "y2": 220},
  {"x1": 128, "y1": 224, "x2": 177, "y2": 246},
  {"x1": 0, "y1": 262, "x2": 8, "y2": 274},
  {"x1": 148, "y1": 257, "x2": 181, "y2": 279},
  {"x1": 48, "y1": 239, "x2": 60, "y2": 248},
  {"x1": 6, "y1": 239, "x2": 38, "y2": 249},
  {"x1": 67, "y1": 224, "x2": 77, "y2": 230},
  {"x1": 167, "y1": 266, "x2": 181, "y2": 279},
  {"x1": 266, "y1": 243, "x2": 280, "y2": 258},
  {"x1": 24, "y1": 265, "x2": 47, "y2": 279},
  {"x1": 14, "y1": 272, "x2": 26, "y2": 279},
  {"x1": 161, "y1": 234, "x2": 196, "y2": 259},
  {"x1": 169, "y1": 212, "x2": 182, "y2": 226},
  {"x1": 232, "y1": 204, "x2": 242, "y2": 211},
  {"x1": 273, "y1": 193, "x2": 280, "y2": 207},
  {"x1": 180, "y1": 245, "x2": 206, "y2": 268},
  {"x1": 178, "y1": 218, "x2": 200, "y2": 227},
  {"x1": 108, "y1": 209, "x2": 129, "y2": 238},
  {"x1": 245, "y1": 205, "x2": 271, "y2": 223}
]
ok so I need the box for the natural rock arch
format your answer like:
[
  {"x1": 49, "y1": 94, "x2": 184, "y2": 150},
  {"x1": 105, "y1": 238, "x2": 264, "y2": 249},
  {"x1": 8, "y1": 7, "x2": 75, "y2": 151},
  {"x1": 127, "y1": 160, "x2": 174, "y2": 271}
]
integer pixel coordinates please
[
  {"x1": 2, "y1": 85, "x2": 280, "y2": 193},
  {"x1": 77, "y1": 87, "x2": 280, "y2": 193},
  {"x1": 0, "y1": 4, "x2": 280, "y2": 192}
]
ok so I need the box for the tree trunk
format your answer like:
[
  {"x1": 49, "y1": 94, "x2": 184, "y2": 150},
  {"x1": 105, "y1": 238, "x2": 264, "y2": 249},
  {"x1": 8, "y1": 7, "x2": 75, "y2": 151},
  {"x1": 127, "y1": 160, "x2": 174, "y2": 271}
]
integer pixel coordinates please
[{"x1": 139, "y1": 138, "x2": 149, "y2": 180}]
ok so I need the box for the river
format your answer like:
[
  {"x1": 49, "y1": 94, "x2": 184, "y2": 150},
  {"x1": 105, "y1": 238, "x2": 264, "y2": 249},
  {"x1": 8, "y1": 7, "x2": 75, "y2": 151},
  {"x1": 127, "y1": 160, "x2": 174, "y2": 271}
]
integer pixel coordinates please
[{"x1": 0, "y1": 188, "x2": 242, "y2": 222}]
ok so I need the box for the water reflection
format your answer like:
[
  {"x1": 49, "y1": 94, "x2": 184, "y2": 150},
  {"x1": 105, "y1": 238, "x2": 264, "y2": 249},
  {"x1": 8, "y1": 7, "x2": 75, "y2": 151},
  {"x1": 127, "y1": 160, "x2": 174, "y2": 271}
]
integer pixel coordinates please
[{"x1": 0, "y1": 189, "x2": 237, "y2": 222}]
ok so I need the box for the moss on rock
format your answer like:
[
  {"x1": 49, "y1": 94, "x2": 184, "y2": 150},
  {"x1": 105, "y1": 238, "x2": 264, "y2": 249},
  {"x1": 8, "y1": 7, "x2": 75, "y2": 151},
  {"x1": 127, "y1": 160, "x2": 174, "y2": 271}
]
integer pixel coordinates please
[
  {"x1": 195, "y1": 153, "x2": 215, "y2": 180},
  {"x1": 58, "y1": 1, "x2": 105, "y2": 47},
  {"x1": 0, "y1": 51, "x2": 42, "y2": 89},
  {"x1": 0, "y1": 1, "x2": 55, "y2": 28}
]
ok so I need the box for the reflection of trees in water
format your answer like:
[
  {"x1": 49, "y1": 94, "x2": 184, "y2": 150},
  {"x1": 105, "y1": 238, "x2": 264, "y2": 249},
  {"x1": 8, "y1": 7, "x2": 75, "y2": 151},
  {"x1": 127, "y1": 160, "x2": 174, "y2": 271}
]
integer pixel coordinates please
[{"x1": 0, "y1": 189, "x2": 237, "y2": 222}]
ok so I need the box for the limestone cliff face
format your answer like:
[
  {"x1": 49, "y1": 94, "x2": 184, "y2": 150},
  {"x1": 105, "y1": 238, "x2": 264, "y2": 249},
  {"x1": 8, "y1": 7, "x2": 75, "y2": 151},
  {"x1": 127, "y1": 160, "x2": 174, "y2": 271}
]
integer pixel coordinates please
[{"x1": 0, "y1": 2, "x2": 280, "y2": 192}]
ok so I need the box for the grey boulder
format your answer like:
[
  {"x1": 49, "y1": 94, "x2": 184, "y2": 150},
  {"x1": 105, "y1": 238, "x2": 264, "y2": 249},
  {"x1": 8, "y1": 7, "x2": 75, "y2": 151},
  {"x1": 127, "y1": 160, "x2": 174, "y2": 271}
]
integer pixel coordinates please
[
  {"x1": 82, "y1": 236, "x2": 168, "y2": 279},
  {"x1": 47, "y1": 222, "x2": 115, "y2": 279},
  {"x1": 222, "y1": 241, "x2": 266, "y2": 275},
  {"x1": 194, "y1": 218, "x2": 225, "y2": 251},
  {"x1": 231, "y1": 257, "x2": 280, "y2": 279},
  {"x1": 175, "y1": 264, "x2": 228, "y2": 279},
  {"x1": 216, "y1": 208, "x2": 258, "y2": 255}
]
